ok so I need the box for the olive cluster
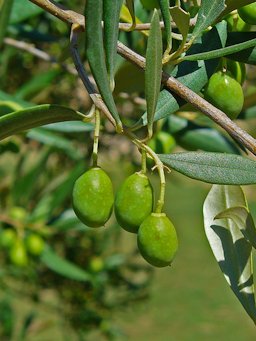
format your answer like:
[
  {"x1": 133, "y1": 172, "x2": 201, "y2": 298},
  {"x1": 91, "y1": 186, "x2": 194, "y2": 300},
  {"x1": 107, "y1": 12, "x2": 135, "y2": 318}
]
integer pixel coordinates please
[
  {"x1": 72, "y1": 168, "x2": 178, "y2": 268},
  {"x1": 0, "y1": 228, "x2": 45, "y2": 267}
]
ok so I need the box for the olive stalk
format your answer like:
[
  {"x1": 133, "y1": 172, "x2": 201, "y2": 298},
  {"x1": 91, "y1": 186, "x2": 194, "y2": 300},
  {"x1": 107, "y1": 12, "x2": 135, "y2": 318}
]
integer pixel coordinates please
[
  {"x1": 92, "y1": 108, "x2": 101, "y2": 167},
  {"x1": 141, "y1": 149, "x2": 147, "y2": 174},
  {"x1": 125, "y1": 130, "x2": 166, "y2": 214}
]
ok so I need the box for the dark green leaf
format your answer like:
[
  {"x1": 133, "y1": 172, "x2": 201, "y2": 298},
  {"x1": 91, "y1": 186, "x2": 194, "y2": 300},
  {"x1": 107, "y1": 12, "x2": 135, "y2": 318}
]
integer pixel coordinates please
[
  {"x1": 103, "y1": 0, "x2": 123, "y2": 89},
  {"x1": 145, "y1": 9, "x2": 162, "y2": 137},
  {"x1": 203, "y1": 185, "x2": 256, "y2": 323},
  {"x1": 41, "y1": 247, "x2": 92, "y2": 282},
  {"x1": 158, "y1": 0, "x2": 172, "y2": 54},
  {"x1": 42, "y1": 121, "x2": 94, "y2": 133},
  {"x1": 192, "y1": 0, "x2": 225, "y2": 39},
  {"x1": 182, "y1": 37, "x2": 256, "y2": 62},
  {"x1": 226, "y1": 32, "x2": 256, "y2": 65},
  {"x1": 0, "y1": 104, "x2": 86, "y2": 141},
  {"x1": 125, "y1": 0, "x2": 136, "y2": 28},
  {"x1": 222, "y1": 0, "x2": 256, "y2": 17},
  {"x1": 158, "y1": 152, "x2": 256, "y2": 185},
  {"x1": 85, "y1": 0, "x2": 122, "y2": 131},
  {"x1": 0, "y1": 0, "x2": 14, "y2": 47}
]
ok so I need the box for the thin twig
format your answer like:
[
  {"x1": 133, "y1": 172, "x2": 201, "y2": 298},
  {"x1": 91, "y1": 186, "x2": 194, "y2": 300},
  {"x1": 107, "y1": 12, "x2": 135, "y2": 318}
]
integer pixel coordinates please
[{"x1": 28, "y1": 0, "x2": 256, "y2": 155}]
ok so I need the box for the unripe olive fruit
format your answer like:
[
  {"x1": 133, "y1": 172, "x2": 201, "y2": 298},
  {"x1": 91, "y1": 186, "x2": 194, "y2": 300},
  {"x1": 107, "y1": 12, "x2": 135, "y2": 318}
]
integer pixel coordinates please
[
  {"x1": 9, "y1": 206, "x2": 27, "y2": 221},
  {"x1": 115, "y1": 172, "x2": 153, "y2": 233},
  {"x1": 238, "y1": 4, "x2": 256, "y2": 25},
  {"x1": 9, "y1": 240, "x2": 28, "y2": 267},
  {"x1": 137, "y1": 213, "x2": 178, "y2": 267},
  {"x1": 89, "y1": 256, "x2": 104, "y2": 273},
  {"x1": 140, "y1": 0, "x2": 159, "y2": 10},
  {"x1": 26, "y1": 233, "x2": 45, "y2": 256},
  {"x1": 226, "y1": 59, "x2": 246, "y2": 85},
  {"x1": 204, "y1": 71, "x2": 244, "y2": 119},
  {"x1": 0, "y1": 229, "x2": 17, "y2": 248},
  {"x1": 72, "y1": 168, "x2": 114, "y2": 227}
]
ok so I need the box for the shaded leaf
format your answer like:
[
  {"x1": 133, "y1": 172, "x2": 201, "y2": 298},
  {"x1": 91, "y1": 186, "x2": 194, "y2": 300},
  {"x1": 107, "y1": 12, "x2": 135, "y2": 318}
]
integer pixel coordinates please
[
  {"x1": 125, "y1": 0, "x2": 136, "y2": 28},
  {"x1": 42, "y1": 121, "x2": 94, "y2": 133},
  {"x1": 159, "y1": 0, "x2": 172, "y2": 54},
  {"x1": 158, "y1": 152, "x2": 256, "y2": 185},
  {"x1": 203, "y1": 185, "x2": 256, "y2": 323},
  {"x1": 85, "y1": 0, "x2": 122, "y2": 131},
  {"x1": 103, "y1": 0, "x2": 123, "y2": 89},
  {"x1": 41, "y1": 247, "x2": 92, "y2": 282},
  {"x1": 0, "y1": 0, "x2": 14, "y2": 47},
  {"x1": 226, "y1": 32, "x2": 256, "y2": 65},
  {"x1": 216, "y1": 206, "x2": 256, "y2": 249}
]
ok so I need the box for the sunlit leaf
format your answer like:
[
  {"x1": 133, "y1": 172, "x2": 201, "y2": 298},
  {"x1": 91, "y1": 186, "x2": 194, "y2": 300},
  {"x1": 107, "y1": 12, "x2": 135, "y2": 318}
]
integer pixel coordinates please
[
  {"x1": 203, "y1": 185, "x2": 256, "y2": 323},
  {"x1": 158, "y1": 152, "x2": 256, "y2": 185}
]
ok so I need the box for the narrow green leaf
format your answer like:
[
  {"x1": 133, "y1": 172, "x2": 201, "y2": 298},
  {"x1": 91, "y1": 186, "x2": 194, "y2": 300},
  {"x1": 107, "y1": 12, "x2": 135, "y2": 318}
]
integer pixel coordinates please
[
  {"x1": 15, "y1": 69, "x2": 60, "y2": 100},
  {"x1": 137, "y1": 22, "x2": 227, "y2": 127},
  {"x1": 158, "y1": 152, "x2": 256, "y2": 185},
  {"x1": 203, "y1": 185, "x2": 256, "y2": 323},
  {"x1": 182, "y1": 37, "x2": 256, "y2": 62},
  {"x1": 125, "y1": 0, "x2": 136, "y2": 28},
  {"x1": 41, "y1": 247, "x2": 92, "y2": 282},
  {"x1": 11, "y1": 149, "x2": 50, "y2": 206},
  {"x1": 158, "y1": 0, "x2": 172, "y2": 54},
  {"x1": 85, "y1": 0, "x2": 123, "y2": 131},
  {"x1": 0, "y1": 104, "x2": 85, "y2": 141},
  {"x1": 27, "y1": 128, "x2": 83, "y2": 160},
  {"x1": 216, "y1": 206, "x2": 256, "y2": 249},
  {"x1": 226, "y1": 32, "x2": 256, "y2": 65},
  {"x1": 0, "y1": 90, "x2": 32, "y2": 108},
  {"x1": 103, "y1": 0, "x2": 123, "y2": 90},
  {"x1": 0, "y1": 0, "x2": 14, "y2": 47},
  {"x1": 145, "y1": 9, "x2": 163, "y2": 137},
  {"x1": 192, "y1": 0, "x2": 225, "y2": 39},
  {"x1": 42, "y1": 121, "x2": 94, "y2": 133},
  {"x1": 10, "y1": 0, "x2": 43, "y2": 24}
]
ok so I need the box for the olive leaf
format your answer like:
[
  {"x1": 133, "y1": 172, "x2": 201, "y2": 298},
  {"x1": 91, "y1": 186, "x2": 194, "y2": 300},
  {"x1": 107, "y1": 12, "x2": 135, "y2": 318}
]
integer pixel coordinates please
[
  {"x1": 85, "y1": 0, "x2": 123, "y2": 131},
  {"x1": 145, "y1": 9, "x2": 163, "y2": 138},
  {"x1": 182, "y1": 37, "x2": 256, "y2": 62},
  {"x1": 203, "y1": 185, "x2": 256, "y2": 324},
  {"x1": 191, "y1": 0, "x2": 225, "y2": 40},
  {"x1": 0, "y1": 0, "x2": 14, "y2": 46},
  {"x1": 158, "y1": 0, "x2": 172, "y2": 55},
  {"x1": 226, "y1": 32, "x2": 256, "y2": 65},
  {"x1": 0, "y1": 104, "x2": 85, "y2": 141},
  {"x1": 216, "y1": 206, "x2": 256, "y2": 249},
  {"x1": 103, "y1": 0, "x2": 123, "y2": 90},
  {"x1": 41, "y1": 247, "x2": 92, "y2": 282},
  {"x1": 158, "y1": 152, "x2": 256, "y2": 185},
  {"x1": 125, "y1": 0, "x2": 136, "y2": 29},
  {"x1": 221, "y1": 0, "x2": 256, "y2": 17},
  {"x1": 169, "y1": 5, "x2": 190, "y2": 59}
]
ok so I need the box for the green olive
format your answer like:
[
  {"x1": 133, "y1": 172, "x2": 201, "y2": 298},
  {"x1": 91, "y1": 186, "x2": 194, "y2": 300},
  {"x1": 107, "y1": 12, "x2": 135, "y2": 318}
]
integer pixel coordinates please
[
  {"x1": 9, "y1": 206, "x2": 27, "y2": 221},
  {"x1": 137, "y1": 213, "x2": 178, "y2": 267},
  {"x1": 89, "y1": 256, "x2": 104, "y2": 273},
  {"x1": 140, "y1": 0, "x2": 160, "y2": 10},
  {"x1": 0, "y1": 228, "x2": 17, "y2": 248},
  {"x1": 238, "y1": 4, "x2": 256, "y2": 25},
  {"x1": 115, "y1": 172, "x2": 153, "y2": 233},
  {"x1": 204, "y1": 71, "x2": 244, "y2": 119},
  {"x1": 26, "y1": 233, "x2": 45, "y2": 256},
  {"x1": 9, "y1": 240, "x2": 28, "y2": 267},
  {"x1": 72, "y1": 167, "x2": 114, "y2": 227},
  {"x1": 226, "y1": 59, "x2": 246, "y2": 85}
]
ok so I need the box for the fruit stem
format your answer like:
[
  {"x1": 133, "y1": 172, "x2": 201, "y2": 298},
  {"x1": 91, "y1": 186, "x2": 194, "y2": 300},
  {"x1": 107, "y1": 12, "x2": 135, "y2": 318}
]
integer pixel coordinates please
[
  {"x1": 124, "y1": 130, "x2": 166, "y2": 213},
  {"x1": 92, "y1": 109, "x2": 100, "y2": 167},
  {"x1": 141, "y1": 149, "x2": 147, "y2": 174}
]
